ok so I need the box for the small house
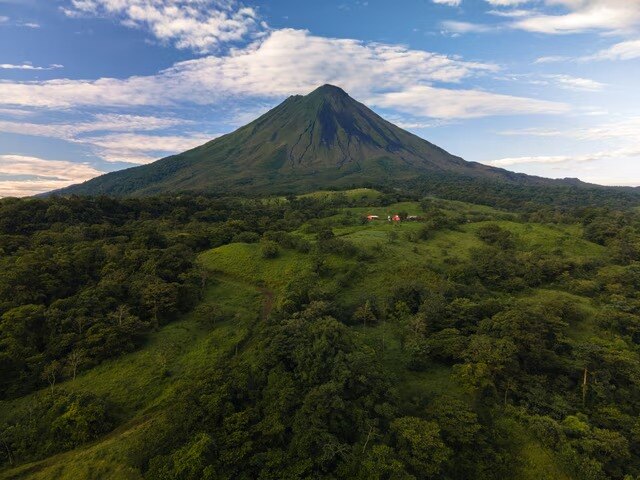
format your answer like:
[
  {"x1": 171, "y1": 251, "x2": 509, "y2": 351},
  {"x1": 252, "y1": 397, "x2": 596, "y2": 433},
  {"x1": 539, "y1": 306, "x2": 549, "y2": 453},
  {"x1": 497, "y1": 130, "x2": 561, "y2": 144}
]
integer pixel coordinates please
[
  {"x1": 366, "y1": 215, "x2": 380, "y2": 221},
  {"x1": 392, "y1": 215, "x2": 401, "y2": 222}
]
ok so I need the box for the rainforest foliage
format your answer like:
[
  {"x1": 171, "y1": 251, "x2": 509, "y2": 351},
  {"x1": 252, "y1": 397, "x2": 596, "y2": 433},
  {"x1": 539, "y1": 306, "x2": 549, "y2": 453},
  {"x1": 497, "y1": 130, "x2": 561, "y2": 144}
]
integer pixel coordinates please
[{"x1": 3, "y1": 189, "x2": 640, "y2": 479}]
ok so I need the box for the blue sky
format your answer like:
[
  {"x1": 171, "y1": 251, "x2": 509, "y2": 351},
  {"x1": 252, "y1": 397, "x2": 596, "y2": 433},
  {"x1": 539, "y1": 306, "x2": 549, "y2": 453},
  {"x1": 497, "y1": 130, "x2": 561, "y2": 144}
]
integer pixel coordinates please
[{"x1": 1, "y1": 0, "x2": 639, "y2": 196}]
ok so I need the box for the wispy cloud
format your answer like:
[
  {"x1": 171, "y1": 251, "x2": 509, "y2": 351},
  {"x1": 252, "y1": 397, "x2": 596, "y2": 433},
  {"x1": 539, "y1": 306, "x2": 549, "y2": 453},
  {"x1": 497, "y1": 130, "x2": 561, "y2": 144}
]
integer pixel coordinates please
[
  {"x1": 534, "y1": 55, "x2": 570, "y2": 64},
  {"x1": 495, "y1": 71, "x2": 605, "y2": 92},
  {"x1": 510, "y1": 0, "x2": 640, "y2": 35},
  {"x1": 485, "y1": 0, "x2": 530, "y2": 6},
  {"x1": 0, "y1": 107, "x2": 35, "y2": 117},
  {"x1": 81, "y1": 132, "x2": 217, "y2": 164},
  {"x1": 0, "y1": 114, "x2": 210, "y2": 165},
  {"x1": 0, "y1": 114, "x2": 190, "y2": 139},
  {"x1": 487, "y1": 9, "x2": 532, "y2": 18},
  {"x1": 475, "y1": 1, "x2": 640, "y2": 36},
  {"x1": 432, "y1": 0, "x2": 462, "y2": 6},
  {"x1": 499, "y1": 116, "x2": 640, "y2": 141},
  {"x1": 441, "y1": 20, "x2": 496, "y2": 34},
  {"x1": 487, "y1": 148, "x2": 640, "y2": 167},
  {"x1": 0, "y1": 63, "x2": 63, "y2": 70},
  {"x1": 543, "y1": 74, "x2": 605, "y2": 91},
  {"x1": 62, "y1": 0, "x2": 261, "y2": 53},
  {"x1": 0, "y1": 155, "x2": 104, "y2": 197},
  {"x1": 584, "y1": 39, "x2": 640, "y2": 61},
  {"x1": 0, "y1": 16, "x2": 41, "y2": 28},
  {"x1": 370, "y1": 85, "x2": 568, "y2": 119}
]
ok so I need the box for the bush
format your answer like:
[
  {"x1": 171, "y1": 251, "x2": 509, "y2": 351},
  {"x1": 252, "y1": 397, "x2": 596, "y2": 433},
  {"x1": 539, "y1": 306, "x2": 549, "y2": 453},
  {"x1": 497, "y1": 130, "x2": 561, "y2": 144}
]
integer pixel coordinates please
[
  {"x1": 260, "y1": 240, "x2": 280, "y2": 259},
  {"x1": 232, "y1": 231, "x2": 260, "y2": 244},
  {"x1": 476, "y1": 224, "x2": 515, "y2": 249},
  {"x1": 1, "y1": 390, "x2": 114, "y2": 466}
]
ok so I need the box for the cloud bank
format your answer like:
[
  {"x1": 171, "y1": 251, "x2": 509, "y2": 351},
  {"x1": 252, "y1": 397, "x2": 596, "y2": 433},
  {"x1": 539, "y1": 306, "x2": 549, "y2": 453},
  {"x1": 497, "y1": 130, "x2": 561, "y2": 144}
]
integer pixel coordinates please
[
  {"x1": 0, "y1": 155, "x2": 104, "y2": 197},
  {"x1": 0, "y1": 29, "x2": 567, "y2": 120}
]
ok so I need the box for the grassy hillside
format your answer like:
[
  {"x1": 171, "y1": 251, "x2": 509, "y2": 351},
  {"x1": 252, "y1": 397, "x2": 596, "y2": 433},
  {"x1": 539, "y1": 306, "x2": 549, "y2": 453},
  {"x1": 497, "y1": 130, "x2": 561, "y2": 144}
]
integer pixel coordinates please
[
  {"x1": 4, "y1": 190, "x2": 635, "y2": 479},
  {"x1": 0, "y1": 274, "x2": 261, "y2": 479}
]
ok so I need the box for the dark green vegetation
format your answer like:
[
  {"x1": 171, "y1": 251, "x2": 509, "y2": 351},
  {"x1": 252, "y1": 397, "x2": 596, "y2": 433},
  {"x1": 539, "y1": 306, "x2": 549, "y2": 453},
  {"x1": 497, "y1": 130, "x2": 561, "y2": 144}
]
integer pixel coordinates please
[
  {"x1": 54, "y1": 85, "x2": 640, "y2": 207},
  {"x1": 3, "y1": 188, "x2": 640, "y2": 479}
]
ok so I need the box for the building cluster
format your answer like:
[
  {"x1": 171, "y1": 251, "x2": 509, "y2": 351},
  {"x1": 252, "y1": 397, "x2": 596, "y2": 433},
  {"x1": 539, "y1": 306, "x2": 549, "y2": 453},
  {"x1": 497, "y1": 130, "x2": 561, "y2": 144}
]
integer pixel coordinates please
[{"x1": 365, "y1": 214, "x2": 420, "y2": 222}]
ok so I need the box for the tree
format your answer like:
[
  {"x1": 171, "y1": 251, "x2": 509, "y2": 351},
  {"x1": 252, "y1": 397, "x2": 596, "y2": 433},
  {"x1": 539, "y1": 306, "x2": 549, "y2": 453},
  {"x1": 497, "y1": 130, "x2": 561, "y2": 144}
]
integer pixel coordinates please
[
  {"x1": 65, "y1": 349, "x2": 86, "y2": 381},
  {"x1": 196, "y1": 265, "x2": 210, "y2": 299},
  {"x1": 353, "y1": 300, "x2": 376, "y2": 328},
  {"x1": 391, "y1": 417, "x2": 450, "y2": 477},
  {"x1": 357, "y1": 444, "x2": 412, "y2": 480},
  {"x1": 426, "y1": 328, "x2": 467, "y2": 363},
  {"x1": 425, "y1": 397, "x2": 481, "y2": 446},
  {"x1": 141, "y1": 280, "x2": 179, "y2": 330},
  {"x1": 41, "y1": 360, "x2": 62, "y2": 394}
]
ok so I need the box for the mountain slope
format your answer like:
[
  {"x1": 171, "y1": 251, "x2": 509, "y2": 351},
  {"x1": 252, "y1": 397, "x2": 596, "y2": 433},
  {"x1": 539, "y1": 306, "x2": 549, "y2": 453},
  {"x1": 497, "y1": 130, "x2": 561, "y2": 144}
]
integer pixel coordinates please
[{"x1": 58, "y1": 85, "x2": 571, "y2": 196}]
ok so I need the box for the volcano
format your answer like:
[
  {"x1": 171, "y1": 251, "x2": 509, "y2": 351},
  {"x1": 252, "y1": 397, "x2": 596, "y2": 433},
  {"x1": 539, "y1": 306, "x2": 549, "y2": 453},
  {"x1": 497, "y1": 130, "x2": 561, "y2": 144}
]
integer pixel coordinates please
[{"x1": 57, "y1": 84, "x2": 559, "y2": 196}]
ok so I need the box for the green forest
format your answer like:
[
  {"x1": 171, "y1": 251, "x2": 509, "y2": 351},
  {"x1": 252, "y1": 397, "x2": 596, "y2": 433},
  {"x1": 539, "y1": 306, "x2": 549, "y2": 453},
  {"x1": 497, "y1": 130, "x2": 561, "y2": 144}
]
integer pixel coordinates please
[{"x1": 3, "y1": 186, "x2": 640, "y2": 479}]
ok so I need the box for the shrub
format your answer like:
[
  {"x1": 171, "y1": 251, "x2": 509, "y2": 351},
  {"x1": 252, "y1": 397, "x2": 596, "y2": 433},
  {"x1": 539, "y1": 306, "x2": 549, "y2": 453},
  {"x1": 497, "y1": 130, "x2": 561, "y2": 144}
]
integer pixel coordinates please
[{"x1": 260, "y1": 240, "x2": 280, "y2": 259}]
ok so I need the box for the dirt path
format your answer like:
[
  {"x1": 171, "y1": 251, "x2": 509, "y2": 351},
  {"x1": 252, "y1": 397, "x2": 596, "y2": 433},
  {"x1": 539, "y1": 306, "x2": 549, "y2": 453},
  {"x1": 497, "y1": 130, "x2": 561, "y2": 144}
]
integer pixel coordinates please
[{"x1": 259, "y1": 287, "x2": 275, "y2": 321}]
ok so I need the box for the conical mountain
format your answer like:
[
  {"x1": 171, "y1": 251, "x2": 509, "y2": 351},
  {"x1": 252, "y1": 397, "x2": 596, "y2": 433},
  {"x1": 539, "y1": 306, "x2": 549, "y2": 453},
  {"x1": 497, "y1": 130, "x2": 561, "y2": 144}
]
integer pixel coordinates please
[{"x1": 57, "y1": 84, "x2": 549, "y2": 196}]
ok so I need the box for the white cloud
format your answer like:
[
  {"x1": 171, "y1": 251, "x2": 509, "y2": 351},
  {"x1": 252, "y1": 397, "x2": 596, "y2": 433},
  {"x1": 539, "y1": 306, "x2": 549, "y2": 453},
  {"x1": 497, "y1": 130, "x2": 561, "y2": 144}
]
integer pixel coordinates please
[
  {"x1": 1, "y1": 27, "x2": 497, "y2": 108},
  {"x1": 0, "y1": 114, "x2": 207, "y2": 164},
  {"x1": 370, "y1": 85, "x2": 568, "y2": 119},
  {"x1": 485, "y1": 0, "x2": 530, "y2": 5},
  {"x1": 534, "y1": 55, "x2": 569, "y2": 63},
  {"x1": 489, "y1": 154, "x2": 592, "y2": 167},
  {"x1": 488, "y1": 9, "x2": 533, "y2": 17},
  {"x1": 487, "y1": 147, "x2": 640, "y2": 167},
  {"x1": 0, "y1": 63, "x2": 63, "y2": 70},
  {"x1": 63, "y1": 0, "x2": 260, "y2": 53},
  {"x1": 495, "y1": 118, "x2": 640, "y2": 181},
  {"x1": 534, "y1": 39, "x2": 640, "y2": 63},
  {"x1": 512, "y1": 0, "x2": 640, "y2": 35},
  {"x1": 0, "y1": 114, "x2": 190, "y2": 139},
  {"x1": 441, "y1": 20, "x2": 495, "y2": 34},
  {"x1": 171, "y1": 29, "x2": 500, "y2": 97},
  {"x1": 544, "y1": 74, "x2": 605, "y2": 91},
  {"x1": 0, "y1": 16, "x2": 41, "y2": 28},
  {"x1": 584, "y1": 39, "x2": 640, "y2": 61},
  {"x1": 432, "y1": 0, "x2": 461, "y2": 6},
  {"x1": 0, "y1": 107, "x2": 35, "y2": 117},
  {"x1": 579, "y1": 176, "x2": 640, "y2": 186},
  {"x1": 81, "y1": 132, "x2": 216, "y2": 164},
  {"x1": 500, "y1": 116, "x2": 640, "y2": 141},
  {"x1": 0, "y1": 29, "x2": 567, "y2": 120},
  {"x1": 0, "y1": 155, "x2": 104, "y2": 197}
]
